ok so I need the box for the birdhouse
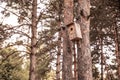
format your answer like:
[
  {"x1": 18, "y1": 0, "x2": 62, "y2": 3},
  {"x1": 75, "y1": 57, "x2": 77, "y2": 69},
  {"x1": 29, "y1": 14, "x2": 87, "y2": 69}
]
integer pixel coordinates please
[{"x1": 67, "y1": 22, "x2": 82, "y2": 41}]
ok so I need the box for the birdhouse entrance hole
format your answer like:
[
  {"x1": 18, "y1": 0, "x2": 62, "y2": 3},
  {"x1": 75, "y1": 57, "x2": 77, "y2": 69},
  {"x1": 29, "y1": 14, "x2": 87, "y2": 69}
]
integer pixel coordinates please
[
  {"x1": 71, "y1": 28, "x2": 73, "y2": 31},
  {"x1": 67, "y1": 22, "x2": 82, "y2": 41}
]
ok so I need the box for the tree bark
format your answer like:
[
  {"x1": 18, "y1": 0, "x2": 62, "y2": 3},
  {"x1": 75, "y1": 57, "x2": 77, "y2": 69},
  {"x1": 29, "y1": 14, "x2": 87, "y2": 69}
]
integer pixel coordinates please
[
  {"x1": 62, "y1": 28, "x2": 73, "y2": 80},
  {"x1": 56, "y1": 1, "x2": 63, "y2": 80},
  {"x1": 62, "y1": 0, "x2": 73, "y2": 80},
  {"x1": 29, "y1": 0, "x2": 37, "y2": 80},
  {"x1": 56, "y1": 26, "x2": 61, "y2": 80},
  {"x1": 77, "y1": 0, "x2": 93, "y2": 80},
  {"x1": 56, "y1": 44, "x2": 61, "y2": 80},
  {"x1": 64, "y1": 0, "x2": 74, "y2": 25},
  {"x1": 100, "y1": 35, "x2": 104, "y2": 80},
  {"x1": 114, "y1": 25, "x2": 120, "y2": 79}
]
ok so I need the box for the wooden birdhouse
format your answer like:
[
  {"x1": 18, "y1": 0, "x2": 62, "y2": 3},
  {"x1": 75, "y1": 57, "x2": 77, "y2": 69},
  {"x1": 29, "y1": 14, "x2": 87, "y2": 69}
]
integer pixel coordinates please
[{"x1": 67, "y1": 22, "x2": 82, "y2": 41}]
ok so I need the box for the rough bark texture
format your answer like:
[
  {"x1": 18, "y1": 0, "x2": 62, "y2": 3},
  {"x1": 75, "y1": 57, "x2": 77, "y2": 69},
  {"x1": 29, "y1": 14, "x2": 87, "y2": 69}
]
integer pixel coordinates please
[
  {"x1": 62, "y1": 0, "x2": 73, "y2": 80},
  {"x1": 77, "y1": 0, "x2": 93, "y2": 80},
  {"x1": 29, "y1": 0, "x2": 37, "y2": 80},
  {"x1": 56, "y1": 42, "x2": 61, "y2": 80},
  {"x1": 62, "y1": 28, "x2": 73, "y2": 80},
  {"x1": 98, "y1": 30, "x2": 104, "y2": 80},
  {"x1": 114, "y1": 25, "x2": 120, "y2": 79},
  {"x1": 56, "y1": 25, "x2": 61, "y2": 80},
  {"x1": 64, "y1": 0, "x2": 74, "y2": 25},
  {"x1": 56, "y1": 1, "x2": 63, "y2": 80},
  {"x1": 100, "y1": 35, "x2": 104, "y2": 80}
]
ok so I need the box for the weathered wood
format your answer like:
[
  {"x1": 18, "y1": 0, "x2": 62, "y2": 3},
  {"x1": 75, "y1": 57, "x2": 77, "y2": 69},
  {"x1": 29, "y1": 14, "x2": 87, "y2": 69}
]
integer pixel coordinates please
[{"x1": 68, "y1": 22, "x2": 82, "y2": 41}]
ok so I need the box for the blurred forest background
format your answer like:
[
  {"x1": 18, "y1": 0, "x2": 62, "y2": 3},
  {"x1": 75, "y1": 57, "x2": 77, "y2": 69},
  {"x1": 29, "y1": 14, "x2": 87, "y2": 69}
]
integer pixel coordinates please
[{"x1": 0, "y1": 0, "x2": 120, "y2": 80}]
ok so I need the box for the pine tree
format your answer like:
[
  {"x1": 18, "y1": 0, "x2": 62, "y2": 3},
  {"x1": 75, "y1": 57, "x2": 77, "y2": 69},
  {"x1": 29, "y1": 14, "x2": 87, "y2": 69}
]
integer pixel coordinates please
[
  {"x1": 77, "y1": 0, "x2": 93, "y2": 80},
  {"x1": 29, "y1": 0, "x2": 37, "y2": 80},
  {"x1": 0, "y1": 48, "x2": 28, "y2": 80},
  {"x1": 62, "y1": 0, "x2": 73, "y2": 80}
]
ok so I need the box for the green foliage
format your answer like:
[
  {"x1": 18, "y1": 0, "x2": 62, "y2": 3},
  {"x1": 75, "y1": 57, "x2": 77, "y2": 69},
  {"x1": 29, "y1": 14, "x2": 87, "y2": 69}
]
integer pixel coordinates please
[
  {"x1": 0, "y1": 48, "x2": 29, "y2": 80},
  {"x1": 91, "y1": 0, "x2": 120, "y2": 79},
  {"x1": 36, "y1": 54, "x2": 51, "y2": 79},
  {"x1": 45, "y1": 70, "x2": 56, "y2": 80},
  {"x1": 2, "y1": 0, "x2": 119, "y2": 79},
  {"x1": 35, "y1": 29, "x2": 57, "y2": 79},
  {"x1": 0, "y1": 24, "x2": 12, "y2": 47},
  {"x1": 0, "y1": 0, "x2": 58, "y2": 79}
]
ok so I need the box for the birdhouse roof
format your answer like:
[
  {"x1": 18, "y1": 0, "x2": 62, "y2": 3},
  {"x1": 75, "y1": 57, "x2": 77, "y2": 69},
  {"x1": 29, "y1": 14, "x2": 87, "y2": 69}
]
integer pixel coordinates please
[{"x1": 66, "y1": 22, "x2": 74, "y2": 27}]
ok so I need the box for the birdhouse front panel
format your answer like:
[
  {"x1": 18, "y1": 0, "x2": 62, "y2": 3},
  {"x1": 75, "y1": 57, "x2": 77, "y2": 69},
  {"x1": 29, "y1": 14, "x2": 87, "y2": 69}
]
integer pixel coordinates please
[
  {"x1": 68, "y1": 23, "x2": 82, "y2": 41},
  {"x1": 68, "y1": 24, "x2": 75, "y2": 40}
]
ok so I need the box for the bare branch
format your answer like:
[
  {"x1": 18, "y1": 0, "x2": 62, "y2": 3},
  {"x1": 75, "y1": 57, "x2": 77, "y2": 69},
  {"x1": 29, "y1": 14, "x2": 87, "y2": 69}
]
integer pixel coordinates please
[
  {"x1": 0, "y1": 6, "x2": 31, "y2": 23},
  {"x1": 12, "y1": 30, "x2": 31, "y2": 39}
]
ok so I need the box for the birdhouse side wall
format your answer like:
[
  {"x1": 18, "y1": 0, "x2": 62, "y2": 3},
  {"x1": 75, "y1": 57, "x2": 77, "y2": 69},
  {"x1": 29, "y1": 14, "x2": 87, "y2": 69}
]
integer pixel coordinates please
[{"x1": 74, "y1": 23, "x2": 82, "y2": 39}]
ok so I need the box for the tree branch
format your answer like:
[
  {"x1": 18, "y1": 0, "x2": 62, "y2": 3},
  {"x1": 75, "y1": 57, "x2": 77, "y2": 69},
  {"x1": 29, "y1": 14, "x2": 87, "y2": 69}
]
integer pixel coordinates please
[{"x1": 0, "y1": 6, "x2": 31, "y2": 23}]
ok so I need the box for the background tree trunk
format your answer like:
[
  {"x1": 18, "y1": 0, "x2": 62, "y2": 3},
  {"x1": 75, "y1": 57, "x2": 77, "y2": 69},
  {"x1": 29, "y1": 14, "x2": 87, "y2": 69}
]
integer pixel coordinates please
[
  {"x1": 29, "y1": 0, "x2": 37, "y2": 80},
  {"x1": 77, "y1": 0, "x2": 93, "y2": 80},
  {"x1": 100, "y1": 34, "x2": 104, "y2": 80},
  {"x1": 56, "y1": 25, "x2": 61, "y2": 80},
  {"x1": 114, "y1": 24, "x2": 120, "y2": 79},
  {"x1": 56, "y1": 1, "x2": 63, "y2": 80}
]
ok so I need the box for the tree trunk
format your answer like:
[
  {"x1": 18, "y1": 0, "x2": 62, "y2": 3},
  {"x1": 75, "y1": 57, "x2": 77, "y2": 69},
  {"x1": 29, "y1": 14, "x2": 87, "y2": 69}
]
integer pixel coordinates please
[
  {"x1": 29, "y1": 0, "x2": 37, "y2": 80},
  {"x1": 114, "y1": 25, "x2": 120, "y2": 79},
  {"x1": 56, "y1": 1, "x2": 63, "y2": 79},
  {"x1": 77, "y1": 0, "x2": 93, "y2": 80},
  {"x1": 56, "y1": 43, "x2": 61, "y2": 80},
  {"x1": 62, "y1": 28, "x2": 73, "y2": 80},
  {"x1": 62, "y1": 0, "x2": 73, "y2": 80},
  {"x1": 56, "y1": 27, "x2": 61, "y2": 80},
  {"x1": 100, "y1": 35, "x2": 104, "y2": 80}
]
